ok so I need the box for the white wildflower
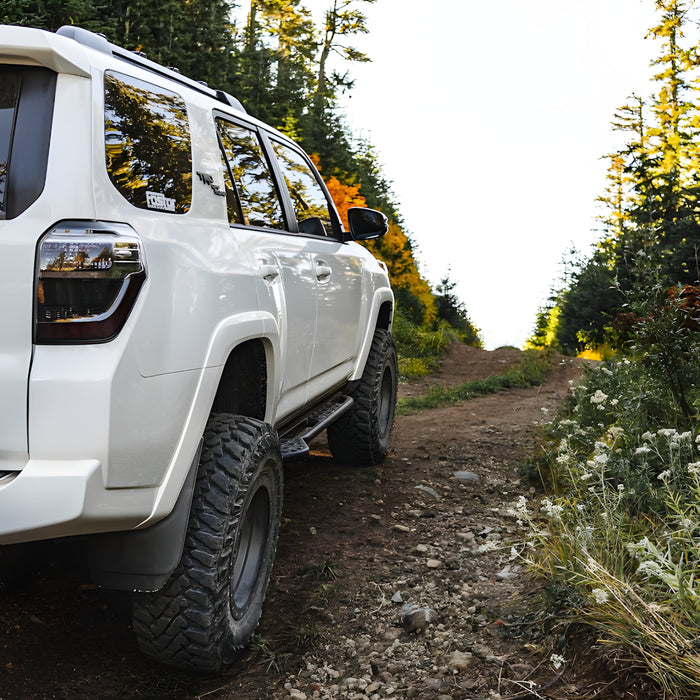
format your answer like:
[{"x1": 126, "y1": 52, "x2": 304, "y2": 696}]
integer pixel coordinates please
[
  {"x1": 635, "y1": 445, "x2": 651, "y2": 455},
  {"x1": 540, "y1": 498, "x2": 564, "y2": 520},
  {"x1": 642, "y1": 431, "x2": 653, "y2": 442},
  {"x1": 680, "y1": 432, "x2": 692, "y2": 442},
  {"x1": 617, "y1": 484, "x2": 625, "y2": 493},
  {"x1": 509, "y1": 495, "x2": 530, "y2": 520},
  {"x1": 608, "y1": 426, "x2": 624, "y2": 439},
  {"x1": 590, "y1": 390, "x2": 608, "y2": 405},
  {"x1": 541, "y1": 407, "x2": 549, "y2": 414},
  {"x1": 593, "y1": 454, "x2": 609, "y2": 466},
  {"x1": 556, "y1": 455, "x2": 570, "y2": 465},
  {"x1": 637, "y1": 560, "x2": 663, "y2": 578},
  {"x1": 594, "y1": 441, "x2": 609, "y2": 453},
  {"x1": 687, "y1": 462, "x2": 700, "y2": 475},
  {"x1": 550, "y1": 653, "x2": 566, "y2": 670},
  {"x1": 601, "y1": 367, "x2": 613, "y2": 376},
  {"x1": 658, "y1": 470, "x2": 671, "y2": 482},
  {"x1": 580, "y1": 471, "x2": 592, "y2": 481},
  {"x1": 592, "y1": 588, "x2": 609, "y2": 604},
  {"x1": 611, "y1": 398, "x2": 619, "y2": 406}
]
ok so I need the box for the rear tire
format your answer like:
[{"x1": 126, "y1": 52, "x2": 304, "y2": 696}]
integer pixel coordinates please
[
  {"x1": 328, "y1": 328, "x2": 398, "y2": 465},
  {"x1": 132, "y1": 414, "x2": 283, "y2": 673}
]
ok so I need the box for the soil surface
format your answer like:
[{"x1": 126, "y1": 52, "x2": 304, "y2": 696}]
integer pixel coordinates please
[{"x1": 0, "y1": 344, "x2": 654, "y2": 699}]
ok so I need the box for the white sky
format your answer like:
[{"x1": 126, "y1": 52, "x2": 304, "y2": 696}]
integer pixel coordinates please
[
  {"x1": 236, "y1": 1, "x2": 663, "y2": 348},
  {"x1": 306, "y1": 0, "x2": 661, "y2": 349}
]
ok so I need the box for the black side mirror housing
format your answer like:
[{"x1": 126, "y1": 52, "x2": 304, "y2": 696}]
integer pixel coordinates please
[{"x1": 347, "y1": 207, "x2": 388, "y2": 241}]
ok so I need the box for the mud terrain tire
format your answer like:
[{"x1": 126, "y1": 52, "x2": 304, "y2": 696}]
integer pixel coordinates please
[
  {"x1": 132, "y1": 414, "x2": 283, "y2": 673},
  {"x1": 328, "y1": 328, "x2": 398, "y2": 465}
]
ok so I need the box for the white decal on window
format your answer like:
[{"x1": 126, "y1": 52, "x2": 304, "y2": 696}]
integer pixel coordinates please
[{"x1": 146, "y1": 191, "x2": 176, "y2": 212}]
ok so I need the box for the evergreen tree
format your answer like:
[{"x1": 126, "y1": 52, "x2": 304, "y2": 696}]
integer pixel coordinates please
[
  {"x1": 1, "y1": 0, "x2": 110, "y2": 32},
  {"x1": 434, "y1": 272, "x2": 482, "y2": 347}
]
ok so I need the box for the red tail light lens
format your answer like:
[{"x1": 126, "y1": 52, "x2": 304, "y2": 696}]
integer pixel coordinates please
[{"x1": 35, "y1": 221, "x2": 146, "y2": 343}]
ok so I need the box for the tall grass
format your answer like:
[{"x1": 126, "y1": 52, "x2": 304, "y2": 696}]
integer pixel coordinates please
[{"x1": 524, "y1": 352, "x2": 700, "y2": 697}]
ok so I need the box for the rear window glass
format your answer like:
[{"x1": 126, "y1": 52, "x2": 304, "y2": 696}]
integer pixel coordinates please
[
  {"x1": 0, "y1": 71, "x2": 19, "y2": 218},
  {"x1": 104, "y1": 71, "x2": 192, "y2": 214},
  {"x1": 0, "y1": 67, "x2": 54, "y2": 220}
]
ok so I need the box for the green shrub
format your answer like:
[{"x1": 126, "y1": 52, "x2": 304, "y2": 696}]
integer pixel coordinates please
[{"x1": 525, "y1": 331, "x2": 700, "y2": 695}]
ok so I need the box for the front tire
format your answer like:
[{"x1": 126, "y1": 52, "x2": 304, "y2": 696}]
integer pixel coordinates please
[
  {"x1": 132, "y1": 414, "x2": 283, "y2": 673},
  {"x1": 328, "y1": 328, "x2": 398, "y2": 465}
]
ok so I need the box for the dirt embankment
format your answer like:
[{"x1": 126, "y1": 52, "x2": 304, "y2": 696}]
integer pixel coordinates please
[{"x1": 1, "y1": 344, "x2": 650, "y2": 699}]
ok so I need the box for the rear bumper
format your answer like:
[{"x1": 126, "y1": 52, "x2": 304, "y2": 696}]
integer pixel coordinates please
[{"x1": 0, "y1": 460, "x2": 156, "y2": 544}]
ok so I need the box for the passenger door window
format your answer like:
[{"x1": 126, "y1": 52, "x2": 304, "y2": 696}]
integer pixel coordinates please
[
  {"x1": 216, "y1": 119, "x2": 285, "y2": 230},
  {"x1": 271, "y1": 140, "x2": 335, "y2": 236}
]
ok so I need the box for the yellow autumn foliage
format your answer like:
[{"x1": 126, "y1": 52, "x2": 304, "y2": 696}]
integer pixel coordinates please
[
  {"x1": 363, "y1": 222, "x2": 436, "y2": 325},
  {"x1": 313, "y1": 156, "x2": 436, "y2": 326}
]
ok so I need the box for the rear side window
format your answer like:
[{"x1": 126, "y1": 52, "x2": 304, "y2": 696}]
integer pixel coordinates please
[
  {"x1": 216, "y1": 119, "x2": 285, "y2": 230},
  {"x1": 0, "y1": 67, "x2": 56, "y2": 220},
  {"x1": 0, "y1": 72, "x2": 19, "y2": 218},
  {"x1": 104, "y1": 71, "x2": 192, "y2": 214}
]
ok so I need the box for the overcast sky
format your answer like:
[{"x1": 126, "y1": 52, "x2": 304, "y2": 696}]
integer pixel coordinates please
[
  {"x1": 235, "y1": 0, "x2": 664, "y2": 348},
  {"x1": 305, "y1": 0, "x2": 663, "y2": 348}
]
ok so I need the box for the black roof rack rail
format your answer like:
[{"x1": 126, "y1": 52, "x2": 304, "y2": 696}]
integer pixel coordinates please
[{"x1": 55, "y1": 25, "x2": 246, "y2": 113}]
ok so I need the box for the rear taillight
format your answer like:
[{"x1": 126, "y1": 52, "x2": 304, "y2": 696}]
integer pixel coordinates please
[{"x1": 35, "y1": 221, "x2": 146, "y2": 344}]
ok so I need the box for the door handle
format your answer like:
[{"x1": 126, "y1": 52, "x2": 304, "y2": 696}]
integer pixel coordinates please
[
  {"x1": 259, "y1": 264, "x2": 280, "y2": 281},
  {"x1": 315, "y1": 261, "x2": 332, "y2": 281}
]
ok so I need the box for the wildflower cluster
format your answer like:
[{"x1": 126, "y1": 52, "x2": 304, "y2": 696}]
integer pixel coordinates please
[{"x1": 525, "y1": 357, "x2": 700, "y2": 694}]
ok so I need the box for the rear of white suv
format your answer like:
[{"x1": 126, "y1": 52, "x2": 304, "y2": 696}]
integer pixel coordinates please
[{"x1": 0, "y1": 24, "x2": 397, "y2": 672}]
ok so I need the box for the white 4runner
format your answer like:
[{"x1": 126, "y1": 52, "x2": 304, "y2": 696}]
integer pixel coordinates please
[{"x1": 0, "y1": 24, "x2": 397, "y2": 672}]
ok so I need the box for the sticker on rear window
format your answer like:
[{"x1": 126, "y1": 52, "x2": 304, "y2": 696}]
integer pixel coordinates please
[{"x1": 146, "y1": 191, "x2": 176, "y2": 212}]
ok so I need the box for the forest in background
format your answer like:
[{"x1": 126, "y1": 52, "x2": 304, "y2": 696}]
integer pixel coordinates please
[
  {"x1": 529, "y1": 0, "x2": 700, "y2": 358},
  {"x1": 1, "y1": 0, "x2": 482, "y2": 367}
]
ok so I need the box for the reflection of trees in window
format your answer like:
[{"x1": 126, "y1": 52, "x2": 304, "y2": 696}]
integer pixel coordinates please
[
  {"x1": 216, "y1": 120, "x2": 285, "y2": 230},
  {"x1": 0, "y1": 71, "x2": 19, "y2": 216},
  {"x1": 104, "y1": 72, "x2": 192, "y2": 213},
  {"x1": 271, "y1": 141, "x2": 332, "y2": 233}
]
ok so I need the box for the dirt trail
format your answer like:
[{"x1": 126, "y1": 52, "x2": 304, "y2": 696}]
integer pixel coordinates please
[{"x1": 1, "y1": 344, "x2": 645, "y2": 699}]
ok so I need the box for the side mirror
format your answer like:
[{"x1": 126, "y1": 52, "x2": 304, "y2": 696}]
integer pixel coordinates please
[{"x1": 347, "y1": 207, "x2": 388, "y2": 241}]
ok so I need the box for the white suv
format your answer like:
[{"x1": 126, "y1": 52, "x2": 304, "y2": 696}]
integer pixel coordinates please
[{"x1": 0, "y1": 24, "x2": 397, "y2": 672}]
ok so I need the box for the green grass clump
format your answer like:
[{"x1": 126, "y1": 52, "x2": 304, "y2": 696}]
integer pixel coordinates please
[
  {"x1": 397, "y1": 349, "x2": 552, "y2": 414},
  {"x1": 392, "y1": 308, "x2": 464, "y2": 379}
]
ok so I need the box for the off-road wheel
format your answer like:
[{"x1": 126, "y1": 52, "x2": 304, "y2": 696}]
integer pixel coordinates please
[
  {"x1": 327, "y1": 328, "x2": 398, "y2": 466},
  {"x1": 132, "y1": 414, "x2": 283, "y2": 673}
]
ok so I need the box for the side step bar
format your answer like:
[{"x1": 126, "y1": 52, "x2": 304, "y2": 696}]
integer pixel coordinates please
[{"x1": 279, "y1": 394, "x2": 354, "y2": 462}]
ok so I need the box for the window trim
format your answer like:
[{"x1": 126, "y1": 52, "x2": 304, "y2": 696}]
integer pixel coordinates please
[
  {"x1": 264, "y1": 133, "x2": 344, "y2": 241},
  {"x1": 214, "y1": 112, "x2": 290, "y2": 233}
]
